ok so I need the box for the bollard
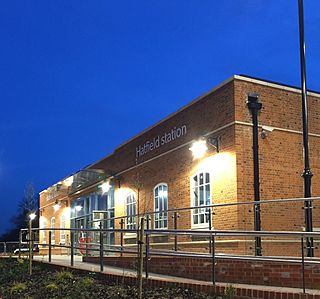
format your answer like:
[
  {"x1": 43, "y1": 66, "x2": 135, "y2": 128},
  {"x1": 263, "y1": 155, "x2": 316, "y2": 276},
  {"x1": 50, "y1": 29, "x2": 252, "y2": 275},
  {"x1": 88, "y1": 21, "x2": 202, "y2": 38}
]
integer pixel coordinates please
[
  {"x1": 99, "y1": 222, "x2": 104, "y2": 272},
  {"x1": 70, "y1": 232, "x2": 74, "y2": 267}
]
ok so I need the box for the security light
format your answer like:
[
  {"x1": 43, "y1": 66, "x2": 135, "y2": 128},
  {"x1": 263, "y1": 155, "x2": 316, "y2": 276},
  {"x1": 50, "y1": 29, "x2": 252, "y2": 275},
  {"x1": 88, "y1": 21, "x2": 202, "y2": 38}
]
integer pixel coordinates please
[
  {"x1": 100, "y1": 181, "x2": 111, "y2": 194},
  {"x1": 75, "y1": 205, "x2": 83, "y2": 212},
  {"x1": 29, "y1": 212, "x2": 36, "y2": 221},
  {"x1": 189, "y1": 139, "x2": 208, "y2": 159},
  {"x1": 53, "y1": 200, "x2": 61, "y2": 212}
]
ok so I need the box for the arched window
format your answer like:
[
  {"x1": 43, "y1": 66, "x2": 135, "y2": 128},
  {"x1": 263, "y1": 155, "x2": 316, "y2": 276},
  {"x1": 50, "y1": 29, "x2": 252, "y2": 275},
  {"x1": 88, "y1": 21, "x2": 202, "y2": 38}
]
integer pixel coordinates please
[
  {"x1": 191, "y1": 172, "x2": 211, "y2": 227},
  {"x1": 154, "y1": 183, "x2": 168, "y2": 229},
  {"x1": 50, "y1": 217, "x2": 55, "y2": 244},
  {"x1": 126, "y1": 193, "x2": 136, "y2": 229}
]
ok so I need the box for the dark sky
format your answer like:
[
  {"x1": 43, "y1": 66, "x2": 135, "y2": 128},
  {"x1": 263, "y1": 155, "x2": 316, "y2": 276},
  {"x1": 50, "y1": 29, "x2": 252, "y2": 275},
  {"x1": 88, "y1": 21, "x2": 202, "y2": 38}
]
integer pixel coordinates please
[{"x1": 0, "y1": 1, "x2": 320, "y2": 235}]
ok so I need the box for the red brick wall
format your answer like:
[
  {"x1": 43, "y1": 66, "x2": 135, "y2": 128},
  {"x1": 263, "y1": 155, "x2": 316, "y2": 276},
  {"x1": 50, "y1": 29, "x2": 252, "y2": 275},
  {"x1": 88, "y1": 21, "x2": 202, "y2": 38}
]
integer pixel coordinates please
[{"x1": 84, "y1": 256, "x2": 320, "y2": 290}]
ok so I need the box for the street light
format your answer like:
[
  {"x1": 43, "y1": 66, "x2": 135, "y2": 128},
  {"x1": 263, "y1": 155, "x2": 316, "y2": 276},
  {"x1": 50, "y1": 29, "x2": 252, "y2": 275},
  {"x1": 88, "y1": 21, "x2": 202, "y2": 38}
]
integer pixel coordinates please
[{"x1": 28, "y1": 212, "x2": 36, "y2": 275}]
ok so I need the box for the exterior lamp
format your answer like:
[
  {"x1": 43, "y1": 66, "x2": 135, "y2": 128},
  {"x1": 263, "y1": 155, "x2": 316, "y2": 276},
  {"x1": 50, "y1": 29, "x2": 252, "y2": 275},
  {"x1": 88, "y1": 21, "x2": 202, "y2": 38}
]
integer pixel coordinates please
[
  {"x1": 53, "y1": 200, "x2": 61, "y2": 212},
  {"x1": 75, "y1": 205, "x2": 83, "y2": 212},
  {"x1": 100, "y1": 181, "x2": 111, "y2": 194},
  {"x1": 28, "y1": 212, "x2": 36, "y2": 275},
  {"x1": 189, "y1": 139, "x2": 208, "y2": 159},
  {"x1": 29, "y1": 212, "x2": 36, "y2": 221}
]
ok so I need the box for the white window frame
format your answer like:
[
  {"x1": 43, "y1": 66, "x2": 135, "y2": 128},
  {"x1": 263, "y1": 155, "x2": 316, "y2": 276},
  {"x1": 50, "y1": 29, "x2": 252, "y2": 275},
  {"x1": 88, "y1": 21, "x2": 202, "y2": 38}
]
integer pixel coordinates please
[
  {"x1": 154, "y1": 183, "x2": 168, "y2": 229},
  {"x1": 126, "y1": 192, "x2": 137, "y2": 230},
  {"x1": 60, "y1": 214, "x2": 66, "y2": 245},
  {"x1": 190, "y1": 170, "x2": 211, "y2": 229},
  {"x1": 50, "y1": 217, "x2": 55, "y2": 244}
]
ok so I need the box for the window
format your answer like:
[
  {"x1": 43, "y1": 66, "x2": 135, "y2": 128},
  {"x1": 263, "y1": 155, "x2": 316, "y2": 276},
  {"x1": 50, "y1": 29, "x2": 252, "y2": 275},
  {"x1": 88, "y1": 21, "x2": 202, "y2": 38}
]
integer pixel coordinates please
[
  {"x1": 40, "y1": 218, "x2": 46, "y2": 244},
  {"x1": 60, "y1": 215, "x2": 66, "y2": 244},
  {"x1": 154, "y1": 183, "x2": 168, "y2": 229},
  {"x1": 50, "y1": 217, "x2": 55, "y2": 244},
  {"x1": 191, "y1": 172, "x2": 211, "y2": 227},
  {"x1": 126, "y1": 193, "x2": 136, "y2": 229}
]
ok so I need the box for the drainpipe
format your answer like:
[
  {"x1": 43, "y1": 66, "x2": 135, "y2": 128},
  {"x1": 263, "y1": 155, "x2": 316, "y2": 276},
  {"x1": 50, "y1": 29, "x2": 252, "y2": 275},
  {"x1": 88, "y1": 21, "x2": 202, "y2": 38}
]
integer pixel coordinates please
[
  {"x1": 298, "y1": 0, "x2": 314, "y2": 257},
  {"x1": 247, "y1": 93, "x2": 262, "y2": 256}
]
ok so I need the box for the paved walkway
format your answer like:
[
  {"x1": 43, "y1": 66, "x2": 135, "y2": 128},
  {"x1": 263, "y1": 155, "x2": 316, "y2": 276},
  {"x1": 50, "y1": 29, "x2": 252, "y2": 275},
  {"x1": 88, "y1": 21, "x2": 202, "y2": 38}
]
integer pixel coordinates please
[{"x1": 34, "y1": 255, "x2": 320, "y2": 296}]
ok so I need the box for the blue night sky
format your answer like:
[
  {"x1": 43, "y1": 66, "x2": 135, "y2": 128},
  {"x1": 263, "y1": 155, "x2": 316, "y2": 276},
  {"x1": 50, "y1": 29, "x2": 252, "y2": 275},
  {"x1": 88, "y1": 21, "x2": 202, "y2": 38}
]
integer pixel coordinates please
[{"x1": 0, "y1": 1, "x2": 320, "y2": 235}]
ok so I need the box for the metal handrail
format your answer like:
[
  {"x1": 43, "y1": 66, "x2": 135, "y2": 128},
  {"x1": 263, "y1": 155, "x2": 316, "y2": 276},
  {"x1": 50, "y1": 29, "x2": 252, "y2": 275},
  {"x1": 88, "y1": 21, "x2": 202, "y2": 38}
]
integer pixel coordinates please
[{"x1": 87, "y1": 195, "x2": 320, "y2": 224}]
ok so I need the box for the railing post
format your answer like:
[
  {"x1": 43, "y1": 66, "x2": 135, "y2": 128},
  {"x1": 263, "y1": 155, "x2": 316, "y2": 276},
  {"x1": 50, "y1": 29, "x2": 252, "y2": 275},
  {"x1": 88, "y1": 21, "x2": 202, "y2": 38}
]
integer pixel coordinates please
[
  {"x1": 138, "y1": 217, "x2": 145, "y2": 299},
  {"x1": 145, "y1": 215, "x2": 150, "y2": 279},
  {"x1": 99, "y1": 222, "x2": 104, "y2": 272},
  {"x1": 70, "y1": 231, "x2": 74, "y2": 267},
  {"x1": 212, "y1": 234, "x2": 216, "y2": 287},
  {"x1": 19, "y1": 230, "x2": 22, "y2": 259},
  {"x1": 173, "y1": 212, "x2": 179, "y2": 251},
  {"x1": 48, "y1": 231, "x2": 52, "y2": 263},
  {"x1": 208, "y1": 208, "x2": 212, "y2": 253},
  {"x1": 4, "y1": 242, "x2": 6, "y2": 255},
  {"x1": 120, "y1": 219, "x2": 124, "y2": 257},
  {"x1": 301, "y1": 237, "x2": 306, "y2": 293}
]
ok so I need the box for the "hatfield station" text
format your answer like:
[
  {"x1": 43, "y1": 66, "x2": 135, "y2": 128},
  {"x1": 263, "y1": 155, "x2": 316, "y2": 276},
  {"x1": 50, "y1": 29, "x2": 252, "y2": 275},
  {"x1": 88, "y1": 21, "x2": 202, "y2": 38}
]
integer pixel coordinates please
[{"x1": 136, "y1": 125, "x2": 187, "y2": 158}]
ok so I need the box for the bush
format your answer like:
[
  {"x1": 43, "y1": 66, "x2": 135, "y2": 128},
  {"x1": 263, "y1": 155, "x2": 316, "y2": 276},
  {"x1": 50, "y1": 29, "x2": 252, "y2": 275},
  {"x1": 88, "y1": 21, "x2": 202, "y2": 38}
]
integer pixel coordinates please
[
  {"x1": 10, "y1": 282, "x2": 27, "y2": 295},
  {"x1": 55, "y1": 270, "x2": 73, "y2": 281},
  {"x1": 223, "y1": 284, "x2": 235, "y2": 299}
]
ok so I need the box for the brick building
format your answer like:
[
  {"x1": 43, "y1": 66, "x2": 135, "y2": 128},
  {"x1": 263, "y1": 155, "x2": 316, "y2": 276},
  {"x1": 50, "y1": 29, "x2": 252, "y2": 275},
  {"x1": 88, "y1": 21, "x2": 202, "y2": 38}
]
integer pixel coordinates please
[{"x1": 39, "y1": 75, "x2": 320, "y2": 256}]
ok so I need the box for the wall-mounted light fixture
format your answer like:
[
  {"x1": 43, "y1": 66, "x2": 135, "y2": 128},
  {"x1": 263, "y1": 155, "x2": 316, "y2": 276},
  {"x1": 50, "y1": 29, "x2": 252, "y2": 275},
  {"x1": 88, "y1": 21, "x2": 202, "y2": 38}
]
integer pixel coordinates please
[
  {"x1": 261, "y1": 125, "x2": 275, "y2": 139},
  {"x1": 207, "y1": 137, "x2": 220, "y2": 152},
  {"x1": 75, "y1": 204, "x2": 83, "y2": 212},
  {"x1": 189, "y1": 136, "x2": 220, "y2": 159},
  {"x1": 53, "y1": 200, "x2": 61, "y2": 212},
  {"x1": 99, "y1": 181, "x2": 111, "y2": 194},
  {"x1": 189, "y1": 139, "x2": 208, "y2": 159}
]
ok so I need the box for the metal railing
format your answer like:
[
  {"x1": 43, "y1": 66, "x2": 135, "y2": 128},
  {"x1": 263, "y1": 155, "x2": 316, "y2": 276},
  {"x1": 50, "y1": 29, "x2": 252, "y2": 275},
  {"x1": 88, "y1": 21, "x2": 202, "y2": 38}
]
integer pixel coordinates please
[
  {"x1": 19, "y1": 224, "x2": 320, "y2": 293},
  {"x1": 16, "y1": 196, "x2": 320, "y2": 292}
]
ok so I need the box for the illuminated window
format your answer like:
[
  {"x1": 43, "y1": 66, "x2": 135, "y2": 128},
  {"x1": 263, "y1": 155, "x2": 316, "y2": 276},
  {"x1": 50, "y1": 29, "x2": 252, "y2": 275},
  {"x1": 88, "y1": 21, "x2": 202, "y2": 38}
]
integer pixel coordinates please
[
  {"x1": 60, "y1": 215, "x2": 66, "y2": 245},
  {"x1": 40, "y1": 218, "x2": 46, "y2": 244},
  {"x1": 50, "y1": 217, "x2": 55, "y2": 244},
  {"x1": 154, "y1": 183, "x2": 168, "y2": 229},
  {"x1": 191, "y1": 172, "x2": 211, "y2": 227},
  {"x1": 126, "y1": 193, "x2": 136, "y2": 229}
]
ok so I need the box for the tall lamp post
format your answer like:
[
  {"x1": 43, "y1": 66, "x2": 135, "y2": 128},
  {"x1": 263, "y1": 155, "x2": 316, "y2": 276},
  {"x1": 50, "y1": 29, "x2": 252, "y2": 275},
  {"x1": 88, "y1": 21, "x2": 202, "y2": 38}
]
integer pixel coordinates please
[
  {"x1": 298, "y1": 0, "x2": 314, "y2": 257},
  {"x1": 28, "y1": 212, "x2": 36, "y2": 275}
]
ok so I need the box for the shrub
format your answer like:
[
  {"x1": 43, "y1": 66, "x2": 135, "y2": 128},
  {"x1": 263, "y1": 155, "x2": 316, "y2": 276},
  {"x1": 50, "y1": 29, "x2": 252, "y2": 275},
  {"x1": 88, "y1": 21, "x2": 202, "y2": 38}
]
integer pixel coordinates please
[
  {"x1": 10, "y1": 282, "x2": 27, "y2": 295},
  {"x1": 81, "y1": 277, "x2": 94, "y2": 288},
  {"x1": 46, "y1": 283, "x2": 59, "y2": 291},
  {"x1": 223, "y1": 284, "x2": 235, "y2": 299},
  {"x1": 55, "y1": 270, "x2": 73, "y2": 281}
]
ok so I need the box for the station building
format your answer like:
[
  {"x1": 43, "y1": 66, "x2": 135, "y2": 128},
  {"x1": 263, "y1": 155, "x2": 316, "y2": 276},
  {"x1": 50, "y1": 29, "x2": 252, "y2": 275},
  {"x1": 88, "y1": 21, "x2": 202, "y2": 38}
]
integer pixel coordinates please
[{"x1": 39, "y1": 75, "x2": 320, "y2": 257}]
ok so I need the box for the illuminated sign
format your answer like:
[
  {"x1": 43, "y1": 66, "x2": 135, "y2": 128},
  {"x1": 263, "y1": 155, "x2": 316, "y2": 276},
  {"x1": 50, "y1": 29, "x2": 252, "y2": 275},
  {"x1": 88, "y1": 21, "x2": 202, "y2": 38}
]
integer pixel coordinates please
[{"x1": 136, "y1": 125, "x2": 187, "y2": 158}]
